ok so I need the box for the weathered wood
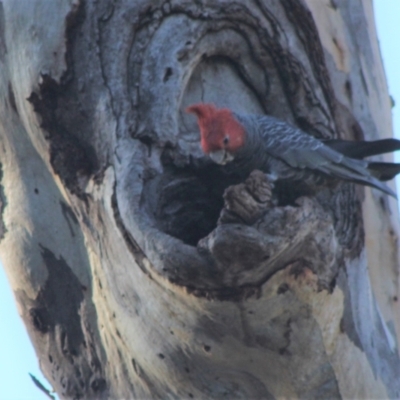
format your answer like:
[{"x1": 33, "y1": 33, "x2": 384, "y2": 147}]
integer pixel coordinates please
[{"x1": 0, "y1": 0, "x2": 399, "y2": 398}]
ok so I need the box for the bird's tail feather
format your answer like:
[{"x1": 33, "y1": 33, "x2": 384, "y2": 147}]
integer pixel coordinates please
[
  {"x1": 321, "y1": 139, "x2": 400, "y2": 197},
  {"x1": 319, "y1": 162, "x2": 397, "y2": 198},
  {"x1": 349, "y1": 177, "x2": 396, "y2": 198},
  {"x1": 351, "y1": 177, "x2": 396, "y2": 198},
  {"x1": 368, "y1": 162, "x2": 400, "y2": 181},
  {"x1": 324, "y1": 138, "x2": 400, "y2": 159}
]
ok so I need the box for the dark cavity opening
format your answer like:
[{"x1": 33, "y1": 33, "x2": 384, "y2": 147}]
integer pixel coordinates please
[
  {"x1": 144, "y1": 154, "x2": 248, "y2": 246},
  {"x1": 146, "y1": 168, "x2": 224, "y2": 246},
  {"x1": 144, "y1": 152, "x2": 306, "y2": 246},
  {"x1": 163, "y1": 67, "x2": 173, "y2": 83}
]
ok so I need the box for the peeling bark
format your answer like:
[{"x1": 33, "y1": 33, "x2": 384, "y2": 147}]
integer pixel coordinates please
[{"x1": 0, "y1": 0, "x2": 400, "y2": 399}]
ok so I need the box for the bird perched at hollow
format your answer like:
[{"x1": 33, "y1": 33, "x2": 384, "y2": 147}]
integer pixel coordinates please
[{"x1": 186, "y1": 103, "x2": 400, "y2": 199}]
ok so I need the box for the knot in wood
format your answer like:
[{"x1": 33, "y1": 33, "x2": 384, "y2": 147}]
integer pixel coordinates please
[{"x1": 219, "y1": 170, "x2": 274, "y2": 224}]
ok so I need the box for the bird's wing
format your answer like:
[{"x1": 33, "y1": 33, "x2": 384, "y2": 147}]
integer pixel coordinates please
[
  {"x1": 254, "y1": 115, "x2": 395, "y2": 196},
  {"x1": 256, "y1": 116, "x2": 363, "y2": 171}
]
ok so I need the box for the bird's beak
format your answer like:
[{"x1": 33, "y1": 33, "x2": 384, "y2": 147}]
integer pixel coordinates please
[{"x1": 209, "y1": 150, "x2": 234, "y2": 165}]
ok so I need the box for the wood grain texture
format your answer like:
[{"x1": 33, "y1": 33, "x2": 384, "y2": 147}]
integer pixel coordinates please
[{"x1": 0, "y1": 0, "x2": 399, "y2": 398}]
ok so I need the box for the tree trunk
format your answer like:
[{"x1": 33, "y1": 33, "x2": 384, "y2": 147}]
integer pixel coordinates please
[{"x1": 1, "y1": 0, "x2": 399, "y2": 398}]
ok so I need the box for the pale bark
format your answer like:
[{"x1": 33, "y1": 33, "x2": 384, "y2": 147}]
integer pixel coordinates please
[{"x1": 0, "y1": 0, "x2": 399, "y2": 399}]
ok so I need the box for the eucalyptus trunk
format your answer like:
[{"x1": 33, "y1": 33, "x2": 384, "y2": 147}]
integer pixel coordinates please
[{"x1": 0, "y1": 0, "x2": 399, "y2": 398}]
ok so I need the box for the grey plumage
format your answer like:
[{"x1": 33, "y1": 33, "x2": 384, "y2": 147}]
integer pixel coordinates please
[{"x1": 232, "y1": 113, "x2": 400, "y2": 198}]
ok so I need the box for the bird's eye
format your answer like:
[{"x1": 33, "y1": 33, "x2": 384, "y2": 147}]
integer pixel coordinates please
[{"x1": 223, "y1": 136, "x2": 229, "y2": 145}]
